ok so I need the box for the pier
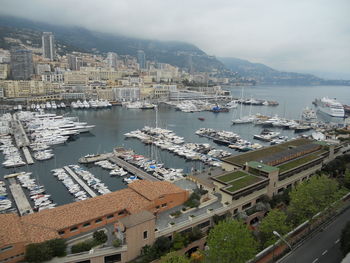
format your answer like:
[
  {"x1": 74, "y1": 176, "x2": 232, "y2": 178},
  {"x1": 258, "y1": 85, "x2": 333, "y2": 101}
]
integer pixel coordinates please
[
  {"x1": 12, "y1": 117, "x2": 30, "y2": 148},
  {"x1": 22, "y1": 146, "x2": 34, "y2": 164},
  {"x1": 8, "y1": 177, "x2": 33, "y2": 216},
  {"x1": 63, "y1": 166, "x2": 97, "y2": 197},
  {"x1": 109, "y1": 156, "x2": 159, "y2": 181},
  {"x1": 78, "y1": 153, "x2": 113, "y2": 164}
]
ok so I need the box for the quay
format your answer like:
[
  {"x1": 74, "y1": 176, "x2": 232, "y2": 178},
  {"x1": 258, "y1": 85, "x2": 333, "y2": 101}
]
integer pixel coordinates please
[
  {"x1": 63, "y1": 166, "x2": 97, "y2": 197},
  {"x1": 109, "y1": 156, "x2": 159, "y2": 181},
  {"x1": 22, "y1": 146, "x2": 34, "y2": 164},
  {"x1": 8, "y1": 177, "x2": 33, "y2": 216},
  {"x1": 78, "y1": 153, "x2": 113, "y2": 164},
  {"x1": 12, "y1": 114, "x2": 30, "y2": 148}
]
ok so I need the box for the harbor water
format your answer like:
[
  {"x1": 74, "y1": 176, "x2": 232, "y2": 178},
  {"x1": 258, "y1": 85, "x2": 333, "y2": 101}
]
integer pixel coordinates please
[{"x1": 0, "y1": 85, "x2": 349, "y2": 206}]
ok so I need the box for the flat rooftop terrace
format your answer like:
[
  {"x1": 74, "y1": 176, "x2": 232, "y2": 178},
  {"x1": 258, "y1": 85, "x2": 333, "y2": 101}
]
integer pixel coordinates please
[
  {"x1": 213, "y1": 170, "x2": 266, "y2": 194},
  {"x1": 222, "y1": 138, "x2": 315, "y2": 167}
]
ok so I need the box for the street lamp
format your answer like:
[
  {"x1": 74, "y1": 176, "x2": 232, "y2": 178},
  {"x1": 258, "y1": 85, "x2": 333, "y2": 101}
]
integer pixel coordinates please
[
  {"x1": 273, "y1": 231, "x2": 292, "y2": 251},
  {"x1": 273, "y1": 231, "x2": 295, "y2": 263}
]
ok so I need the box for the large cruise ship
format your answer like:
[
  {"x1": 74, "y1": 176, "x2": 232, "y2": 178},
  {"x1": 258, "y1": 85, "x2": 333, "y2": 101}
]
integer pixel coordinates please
[{"x1": 314, "y1": 97, "x2": 345, "y2": 117}]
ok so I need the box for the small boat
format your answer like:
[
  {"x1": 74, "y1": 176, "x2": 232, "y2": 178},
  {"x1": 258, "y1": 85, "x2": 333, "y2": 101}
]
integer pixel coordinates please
[{"x1": 198, "y1": 117, "x2": 205, "y2": 121}]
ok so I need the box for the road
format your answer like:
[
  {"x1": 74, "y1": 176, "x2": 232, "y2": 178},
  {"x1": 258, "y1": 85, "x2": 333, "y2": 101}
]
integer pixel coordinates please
[{"x1": 280, "y1": 207, "x2": 350, "y2": 263}]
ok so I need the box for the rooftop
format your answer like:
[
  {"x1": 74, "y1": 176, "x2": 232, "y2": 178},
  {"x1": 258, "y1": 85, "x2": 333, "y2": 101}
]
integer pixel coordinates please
[
  {"x1": 248, "y1": 161, "x2": 279, "y2": 173},
  {"x1": 277, "y1": 153, "x2": 323, "y2": 173},
  {"x1": 21, "y1": 188, "x2": 151, "y2": 231},
  {"x1": 223, "y1": 138, "x2": 313, "y2": 166},
  {"x1": 128, "y1": 180, "x2": 187, "y2": 201},
  {"x1": 224, "y1": 174, "x2": 264, "y2": 193}
]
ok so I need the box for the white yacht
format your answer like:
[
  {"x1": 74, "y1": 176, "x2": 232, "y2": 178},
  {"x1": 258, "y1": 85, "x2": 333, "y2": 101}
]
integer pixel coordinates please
[
  {"x1": 314, "y1": 97, "x2": 344, "y2": 117},
  {"x1": 46, "y1": 101, "x2": 52, "y2": 109}
]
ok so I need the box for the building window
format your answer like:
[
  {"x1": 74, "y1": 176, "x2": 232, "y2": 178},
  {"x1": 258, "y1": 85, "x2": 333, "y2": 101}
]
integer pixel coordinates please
[
  {"x1": 83, "y1": 222, "x2": 91, "y2": 227},
  {"x1": 1, "y1": 246, "x2": 13, "y2": 252},
  {"x1": 70, "y1": 226, "x2": 78, "y2": 232},
  {"x1": 107, "y1": 214, "x2": 114, "y2": 219},
  {"x1": 143, "y1": 231, "x2": 148, "y2": 239},
  {"x1": 95, "y1": 218, "x2": 102, "y2": 223},
  {"x1": 197, "y1": 221, "x2": 210, "y2": 229},
  {"x1": 156, "y1": 205, "x2": 160, "y2": 209},
  {"x1": 104, "y1": 254, "x2": 121, "y2": 263},
  {"x1": 233, "y1": 208, "x2": 238, "y2": 215},
  {"x1": 161, "y1": 203, "x2": 167, "y2": 208},
  {"x1": 242, "y1": 203, "x2": 252, "y2": 210},
  {"x1": 58, "y1": 230, "x2": 65, "y2": 235},
  {"x1": 118, "y1": 210, "x2": 125, "y2": 216}
]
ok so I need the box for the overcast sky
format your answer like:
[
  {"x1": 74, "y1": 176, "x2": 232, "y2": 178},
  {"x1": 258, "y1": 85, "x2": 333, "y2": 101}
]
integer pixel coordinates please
[{"x1": 1, "y1": 0, "x2": 350, "y2": 79}]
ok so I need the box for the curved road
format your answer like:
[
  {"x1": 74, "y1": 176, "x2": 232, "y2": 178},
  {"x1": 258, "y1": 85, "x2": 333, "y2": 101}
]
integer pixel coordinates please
[{"x1": 280, "y1": 208, "x2": 350, "y2": 263}]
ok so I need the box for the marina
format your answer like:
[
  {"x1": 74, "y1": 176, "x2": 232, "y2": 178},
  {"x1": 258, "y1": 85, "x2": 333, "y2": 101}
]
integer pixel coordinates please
[
  {"x1": 63, "y1": 166, "x2": 97, "y2": 197},
  {"x1": 0, "y1": 85, "x2": 349, "y2": 209}
]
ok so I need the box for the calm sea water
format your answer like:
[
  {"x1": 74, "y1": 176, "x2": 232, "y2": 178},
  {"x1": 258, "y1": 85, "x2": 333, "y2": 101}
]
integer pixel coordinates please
[{"x1": 1, "y1": 85, "x2": 349, "y2": 206}]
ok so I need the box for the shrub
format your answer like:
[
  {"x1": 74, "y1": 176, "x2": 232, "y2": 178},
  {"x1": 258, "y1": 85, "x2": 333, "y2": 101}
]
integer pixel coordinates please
[
  {"x1": 25, "y1": 238, "x2": 67, "y2": 262},
  {"x1": 93, "y1": 230, "x2": 108, "y2": 244},
  {"x1": 25, "y1": 243, "x2": 52, "y2": 263},
  {"x1": 113, "y1": 239, "x2": 122, "y2": 248},
  {"x1": 170, "y1": 210, "x2": 182, "y2": 218},
  {"x1": 71, "y1": 239, "x2": 98, "y2": 254}
]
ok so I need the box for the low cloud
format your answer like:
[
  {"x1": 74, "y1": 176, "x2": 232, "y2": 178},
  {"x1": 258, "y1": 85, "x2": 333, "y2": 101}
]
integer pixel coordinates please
[{"x1": 1, "y1": 0, "x2": 349, "y2": 78}]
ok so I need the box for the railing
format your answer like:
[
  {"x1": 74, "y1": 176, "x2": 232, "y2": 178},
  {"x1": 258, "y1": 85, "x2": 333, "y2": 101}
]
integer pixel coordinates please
[{"x1": 155, "y1": 205, "x2": 230, "y2": 237}]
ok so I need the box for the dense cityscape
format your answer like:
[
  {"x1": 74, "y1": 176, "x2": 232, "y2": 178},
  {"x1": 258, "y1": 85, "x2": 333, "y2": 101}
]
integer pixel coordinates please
[{"x1": 1, "y1": 2, "x2": 350, "y2": 263}]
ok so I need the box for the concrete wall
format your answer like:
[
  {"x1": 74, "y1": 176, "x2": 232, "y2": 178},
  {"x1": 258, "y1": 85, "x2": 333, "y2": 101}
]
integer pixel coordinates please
[
  {"x1": 60, "y1": 211, "x2": 128, "y2": 239},
  {"x1": 124, "y1": 219, "x2": 156, "y2": 262},
  {"x1": 149, "y1": 191, "x2": 189, "y2": 214}
]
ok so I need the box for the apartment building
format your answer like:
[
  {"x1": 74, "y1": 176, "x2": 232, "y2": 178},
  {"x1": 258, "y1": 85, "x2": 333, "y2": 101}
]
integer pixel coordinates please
[{"x1": 1, "y1": 80, "x2": 60, "y2": 98}]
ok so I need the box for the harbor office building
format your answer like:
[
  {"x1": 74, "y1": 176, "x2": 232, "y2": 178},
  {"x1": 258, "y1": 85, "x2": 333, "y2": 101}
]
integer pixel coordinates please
[{"x1": 1, "y1": 139, "x2": 349, "y2": 263}]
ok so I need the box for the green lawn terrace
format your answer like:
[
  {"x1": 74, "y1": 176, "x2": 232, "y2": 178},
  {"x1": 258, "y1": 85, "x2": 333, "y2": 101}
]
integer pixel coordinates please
[
  {"x1": 222, "y1": 138, "x2": 329, "y2": 169},
  {"x1": 276, "y1": 153, "x2": 324, "y2": 173},
  {"x1": 213, "y1": 170, "x2": 268, "y2": 196}
]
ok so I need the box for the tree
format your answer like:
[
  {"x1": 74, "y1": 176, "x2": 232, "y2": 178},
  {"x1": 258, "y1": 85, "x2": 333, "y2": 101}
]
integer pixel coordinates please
[
  {"x1": 160, "y1": 252, "x2": 190, "y2": 263},
  {"x1": 259, "y1": 209, "x2": 291, "y2": 248},
  {"x1": 46, "y1": 238, "x2": 67, "y2": 257},
  {"x1": 341, "y1": 221, "x2": 350, "y2": 256},
  {"x1": 25, "y1": 243, "x2": 53, "y2": 263},
  {"x1": 93, "y1": 230, "x2": 108, "y2": 244},
  {"x1": 206, "y1": 219, "x2": 258, "y2": 263},
  {"x1": 288, "y1": 175, "x2": 343, "y2": 225},
  {"x1": 172, "y1": 232, "x2": 188, "y2": 250},
  {"x1": 153, "y1": 236, "x2": 173, "y2": 255},
  {"x1": 187, "y1": 227, "x2": 203, "y2": 243},
  {"x1": 344, "y1": 169, "x2": 350, "y2": 189}
]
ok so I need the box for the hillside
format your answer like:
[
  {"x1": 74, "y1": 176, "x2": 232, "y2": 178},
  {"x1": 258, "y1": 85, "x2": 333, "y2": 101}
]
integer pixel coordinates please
[
  {"x1": 219, "y1": 57, "x2": 350, "y2": 86},
  {"x1": 0, "y1": 16, "x2": 225, "y2": 72}
]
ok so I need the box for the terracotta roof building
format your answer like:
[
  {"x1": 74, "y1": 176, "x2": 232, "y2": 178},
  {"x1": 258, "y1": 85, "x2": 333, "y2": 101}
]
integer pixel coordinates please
[{"x1": 0, "y1": 181, "x2": 188, "y2": 263}]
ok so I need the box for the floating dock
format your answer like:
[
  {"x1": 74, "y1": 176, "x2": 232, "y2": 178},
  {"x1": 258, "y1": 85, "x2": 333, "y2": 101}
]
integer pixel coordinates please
[
  {"x1": 63, "y1": 166, "x2": 97, "y2": 197},
  {"x1": 8, "y1": 178, "x2": 33, "y2": 216},
  {"x1": 78, "y1": 153, "x2": 113, "y2": 164},
  {"x1": 22, "y1": 146, "x2": 34, "y2": 165},
  {"x1": 109, "y1": 156, "x2": 159, "y2": 181}
]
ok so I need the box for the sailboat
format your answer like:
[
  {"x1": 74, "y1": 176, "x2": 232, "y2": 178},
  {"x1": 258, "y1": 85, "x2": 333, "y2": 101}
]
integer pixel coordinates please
[{"x1": 232, "y1": 88, "x2": 255, "y2": 124}]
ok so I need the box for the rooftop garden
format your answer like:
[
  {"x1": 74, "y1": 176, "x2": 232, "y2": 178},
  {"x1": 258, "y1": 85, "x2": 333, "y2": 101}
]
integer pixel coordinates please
[
  {"x1": 277, "y1": 153, "x2": 322, "y2": 173},
  {"x1": 223, "y1": 138, "x2": 311, "y2": 166},
  {"x1": 215, "y1": 171, "x2": 248, "y2": 182},
  {"x1": 225, "y1": 175, "x2": 263, "y2": 193}
]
